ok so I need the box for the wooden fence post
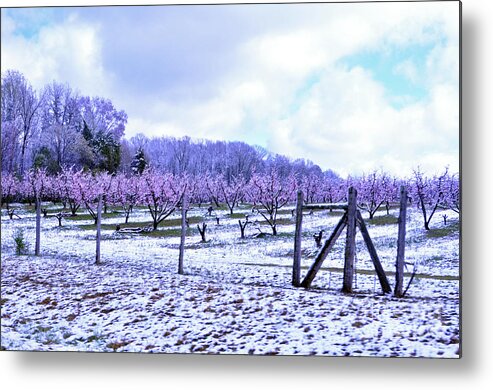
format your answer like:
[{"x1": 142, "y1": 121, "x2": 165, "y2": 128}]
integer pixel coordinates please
[
  {"x1": 343, "y1": 186, "x2": 357, "y2": 293},
  {"x1": 178, "y1": 194, "x2": 187, "y2": 275},
  {"x1": 35, "y1": 195, "x2": 41, "y2": 256},
  {"x1": 394, "y1": 185, "x2": 408, "y2": 297},
  {"x1": 95, "y1": 194, "x2": 102, "y2": 265},
  {"x1": 292, "y1": 190, "x2": 304, "y2": 287}
]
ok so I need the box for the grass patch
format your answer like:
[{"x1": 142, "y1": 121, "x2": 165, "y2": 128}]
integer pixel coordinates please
[
  {"x1": 66, "y1": 214, "x2": 94, "y2": 221},
  {"x1": 377, "y1": 203, "x2": 399, "y2": 211},
  {"x1": 425, "y1": 221, "x2": 460, "y2": 238},
  {"x1": 228, "y1": 212, "x2": 247, "y2": 219},
  {"x1": 13, "y1": 227, "x2": 29, "y2": 255},
  {"x1": 161, "y1": 215, "x2": 202, "y2": 227},
  {"x1": 66, "y1": 211, "x2": 122, "y2": 221},
  {"x1": 141, "y1": 228, "x2": 183, "y2": 238},
  {"x1": 277, "y1": 208, "x2": 295, "y2": 215},
  {"x1": 366, "y1": 214, "x2": 398, "y2": 226},
  {"x1": 257, "y1": 218, "x2": 293, "y2": 227}
]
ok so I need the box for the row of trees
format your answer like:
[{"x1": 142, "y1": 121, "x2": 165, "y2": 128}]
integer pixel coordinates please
[
  {"x1": 2, "y1": 167, "x2": 460, "y2": 234},
  {"x1": 1, "y1": 70, "x2": 335, "y2": 182},
  {"x1": 121, "y1": 134, "x2": 331, "y2": 182}
]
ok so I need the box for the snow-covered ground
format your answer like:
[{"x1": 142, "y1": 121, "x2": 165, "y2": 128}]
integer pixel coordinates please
[{"x1": 0, "y1": 202, "x2": 460, "y2": 357}]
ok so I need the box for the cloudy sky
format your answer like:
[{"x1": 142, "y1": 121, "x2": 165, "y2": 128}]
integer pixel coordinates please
[{"x1": 1, "y1": 1, "x2": 460, "y2": 177}]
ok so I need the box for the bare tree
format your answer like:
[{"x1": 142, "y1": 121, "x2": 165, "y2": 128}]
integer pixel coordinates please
[
  {"x1": 6, "y1": 71, "x2": 45, "y2": 174},
  {"x1": 172, "y1": 136, "x2": 191, "y2": 175},
  {"x1": 1, "y1": 70, "x2": 44, "y2": 174},
  {"x1": 39, "y1": 82, "x2": 83, "y2": 171}
]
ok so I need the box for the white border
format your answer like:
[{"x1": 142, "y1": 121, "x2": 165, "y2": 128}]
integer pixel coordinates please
[{"x1": 1, "y1": 0, "x2": 492, "y2": 389}]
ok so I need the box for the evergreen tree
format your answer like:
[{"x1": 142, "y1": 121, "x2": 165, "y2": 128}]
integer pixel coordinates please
[
  {"x1": 130, "y1": 148, "x2": 147, "y2": 175},
  {"x1": 32, "y1": 146, "x2": 59, "y2": 174},
  {"x1": 82, "y1": 120, "x2": 93, "y2": 144}
]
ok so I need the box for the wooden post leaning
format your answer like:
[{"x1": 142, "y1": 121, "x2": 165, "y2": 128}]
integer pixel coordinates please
[
  {"x1": 356, "y1": 210, "x2": 392, "y2": 294},
  {"x1": 301, "y1": 213, "x2": 348, "y2": 288}
]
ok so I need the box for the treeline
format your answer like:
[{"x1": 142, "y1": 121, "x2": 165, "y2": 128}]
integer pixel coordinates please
[
  {"x1": 1, "y1": 70, "x2": 336, "y2": 182},
  {"x1": 120, "y1": 134, "x2": 335, "y2": 182}
]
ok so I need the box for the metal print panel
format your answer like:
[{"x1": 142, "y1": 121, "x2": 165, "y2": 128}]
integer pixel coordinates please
[{"x1": 0, "y1": 1, "x2": 460, "y2": 358}]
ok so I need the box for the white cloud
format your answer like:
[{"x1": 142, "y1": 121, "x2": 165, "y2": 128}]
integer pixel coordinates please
[
  {"x1": 263, "y1": 61, "x2": 458, "y2": 177},
  {"x1": 244, "y1": 29, "x2": 328, "y2": 78},
  {"x1": 394, "y1": 59, "x2": 419, "y2": 84},
  {"x1": 1, "y1": 12, "x2": 110, "y2": 97},
  {"x1": 426, "y1": 43, "x2": 460, "y2": 86}
]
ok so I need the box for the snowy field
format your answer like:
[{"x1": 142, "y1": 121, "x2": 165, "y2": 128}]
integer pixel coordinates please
[{"x1": 0, "y1": 202, "x2": 460, "y2": 357}]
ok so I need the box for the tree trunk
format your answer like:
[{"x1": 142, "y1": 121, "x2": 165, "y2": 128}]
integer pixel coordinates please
[
  {"x1": 178, "y1": 195, "x2": 187, "y2": 275},
  {"x1": 239, "y1": 220, "x2": 249, "y2": 239},
  {"x1": 35, "y1": 196, "x2": 41, "y2": 256},
  {"x1": 198, "y1": 223, "x2": 207, "y2": 242},
  {"x1": 95, "y1": 195, "x2": 102, "y2": 265},
  {"x1": 314, "y1": 231, "x2": 324, "y2": 247},
  {"x1": 20, "y1": 142, "x2": 27, "y2": 176}
]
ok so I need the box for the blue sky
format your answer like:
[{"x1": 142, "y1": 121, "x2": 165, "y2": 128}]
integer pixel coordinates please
[
  {"x1": 1, "y1": 1, "x2": 460, "y2": 177},
  {"x1": 339, "y1": 43, "x2": 433, "y2": 108}
]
